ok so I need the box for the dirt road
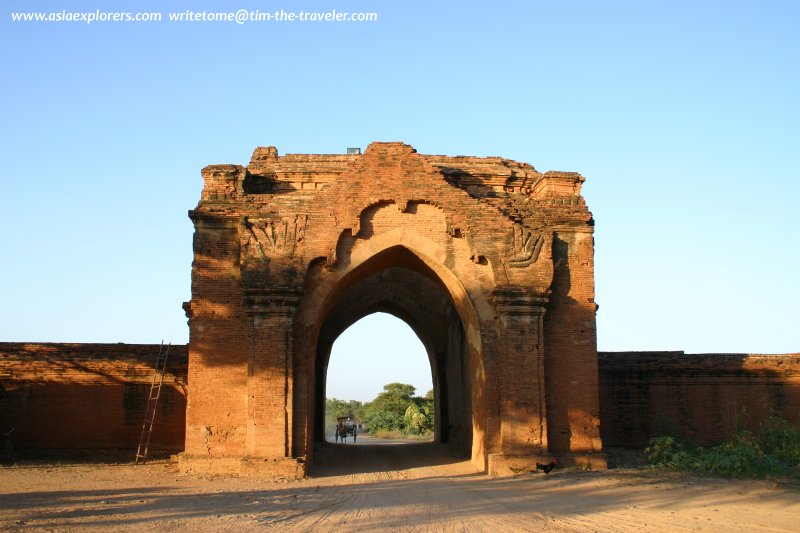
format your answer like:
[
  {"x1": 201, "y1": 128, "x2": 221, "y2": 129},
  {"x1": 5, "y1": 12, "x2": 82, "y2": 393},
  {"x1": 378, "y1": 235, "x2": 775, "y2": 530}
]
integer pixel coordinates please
[{"x1": 1, "y1": 441, "x2": 798, "y2": 532}]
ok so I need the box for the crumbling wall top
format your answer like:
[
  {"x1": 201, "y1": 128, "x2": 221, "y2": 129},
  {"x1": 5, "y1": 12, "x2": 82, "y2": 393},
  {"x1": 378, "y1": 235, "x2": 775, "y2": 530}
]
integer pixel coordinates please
[{"x1": 198, "y1": 142, "x2": 589, "y2": 208}]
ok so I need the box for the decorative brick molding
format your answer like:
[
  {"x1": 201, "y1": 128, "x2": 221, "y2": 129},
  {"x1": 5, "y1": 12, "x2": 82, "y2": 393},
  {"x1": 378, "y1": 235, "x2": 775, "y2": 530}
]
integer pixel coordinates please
[{"x1": 184, "y1": 142, "x2": 602, "y2": 476}]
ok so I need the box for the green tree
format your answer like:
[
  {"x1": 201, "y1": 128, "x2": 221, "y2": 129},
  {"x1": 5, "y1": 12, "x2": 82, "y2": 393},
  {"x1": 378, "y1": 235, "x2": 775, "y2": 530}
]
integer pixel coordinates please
[
  {"x1": 416, "y1": 389, "x2": 434, "y2": 415},
  {"x1": 364, "y1": 383, "x2": 417, "y2": 432},
  {"x1": 368, "y1": 410, "x2": 405, "y2": 432},
  {"x1": 325, "y1": 398, "x2": 363, "y2": 432},
  {"x1": 403, "y1": 403, "x2": 433, "y2": 434},
  {"x1": 366, "y1": 383, "x2": 415, "y2": 417},
  {"x1": 406, "y1": 389, "x2": 434, "y2": 429},
  {"x1": 361, "y1": 383, "x2": 436, "y2": 436}
]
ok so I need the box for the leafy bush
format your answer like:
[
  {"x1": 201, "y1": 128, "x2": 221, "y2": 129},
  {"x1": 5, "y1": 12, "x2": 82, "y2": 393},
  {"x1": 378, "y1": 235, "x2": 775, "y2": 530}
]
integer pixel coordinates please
[
  {"x1": 403, "y1": 404, "x2": 433, "y2": 434},
  {"x1": 700, "y1": 432, "x2": 776, "y2": 478},
  {"x1": 646, "y1": 415, "x2": 800, "y2": 479},
  {"x1": 366, "y1": 410, "x2": 405, "y2": 432},
  {"x1": 645, "y1": 436, "x2": 693, "y2": 469},
  {"x1": 759, "y1": 416, "x2": 800, "y2": 468}
]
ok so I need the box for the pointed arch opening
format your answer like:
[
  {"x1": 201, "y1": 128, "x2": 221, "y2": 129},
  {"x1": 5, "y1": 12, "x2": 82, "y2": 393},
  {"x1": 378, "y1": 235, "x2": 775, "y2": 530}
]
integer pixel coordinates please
[
  {"x1": 301, "y1": 245, "x2": 486, "y2": 469},
  {"x1": 324, "y1": 312, "x2": 434, "y2": 442}
]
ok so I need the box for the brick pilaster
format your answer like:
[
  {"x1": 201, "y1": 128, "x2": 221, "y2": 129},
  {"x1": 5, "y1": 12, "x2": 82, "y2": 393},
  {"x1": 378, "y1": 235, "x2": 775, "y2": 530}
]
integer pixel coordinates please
[
  {"x1": 243, "y1": 287, "x2": 302, "y2": 458},
  {"x1": 492, "y1": 286, "x2": 549, "y2": 454}
]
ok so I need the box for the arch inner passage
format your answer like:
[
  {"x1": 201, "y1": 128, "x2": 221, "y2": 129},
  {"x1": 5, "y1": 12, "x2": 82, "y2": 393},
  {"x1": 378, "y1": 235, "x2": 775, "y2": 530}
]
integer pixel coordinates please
[
  {"x1": 313, "y1": 265, "x2": 472, "y2": 455},
  {"x1": 324, "y1": 312, "x2": 433, "y2": 440}
]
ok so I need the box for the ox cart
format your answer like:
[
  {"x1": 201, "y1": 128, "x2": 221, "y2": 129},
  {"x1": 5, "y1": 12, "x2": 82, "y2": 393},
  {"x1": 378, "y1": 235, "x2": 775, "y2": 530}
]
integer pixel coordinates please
[{"x1": 335, "y1": 417, "x2": 357, "y2": 443}]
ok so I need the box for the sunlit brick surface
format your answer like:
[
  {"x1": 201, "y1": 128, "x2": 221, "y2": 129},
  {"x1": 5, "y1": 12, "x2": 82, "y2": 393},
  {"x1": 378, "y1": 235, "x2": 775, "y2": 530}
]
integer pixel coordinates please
[{"x1": 183, "y1": 142, "x2": 603, "y2": 476}]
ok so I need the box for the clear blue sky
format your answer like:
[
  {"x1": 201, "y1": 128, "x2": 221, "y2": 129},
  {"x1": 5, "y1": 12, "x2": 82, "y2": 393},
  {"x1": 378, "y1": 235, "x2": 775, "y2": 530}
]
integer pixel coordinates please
[
  {"x1": 2, "y1": 1, "x2": 798, "y2": 402},
  {"x1": 327, "y1": 313, "x2": 432, "y2": 403}
]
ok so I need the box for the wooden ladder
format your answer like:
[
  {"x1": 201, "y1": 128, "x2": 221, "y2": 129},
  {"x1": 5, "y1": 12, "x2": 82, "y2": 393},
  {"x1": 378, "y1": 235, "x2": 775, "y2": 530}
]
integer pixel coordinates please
[{"x1": 135, "y1": 341, "x2": 170, "y2": 464}]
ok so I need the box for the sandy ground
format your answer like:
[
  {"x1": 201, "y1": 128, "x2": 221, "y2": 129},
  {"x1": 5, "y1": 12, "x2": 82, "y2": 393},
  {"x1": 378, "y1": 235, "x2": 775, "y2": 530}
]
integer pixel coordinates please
[{"x1": 1, "y1": 438, "x2": 798, "y2": 532}]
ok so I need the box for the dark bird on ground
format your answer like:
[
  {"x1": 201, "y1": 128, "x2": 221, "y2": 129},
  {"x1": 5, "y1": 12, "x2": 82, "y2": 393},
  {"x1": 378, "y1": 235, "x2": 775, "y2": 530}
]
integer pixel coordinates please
[{"x1": 535, "y1": 459, "x2": 557, "y2": 474}]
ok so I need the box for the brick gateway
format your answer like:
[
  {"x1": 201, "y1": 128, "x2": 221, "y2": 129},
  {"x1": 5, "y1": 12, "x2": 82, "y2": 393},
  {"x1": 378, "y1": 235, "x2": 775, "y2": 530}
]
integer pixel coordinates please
[
  {"x1": 1, "y1": 144, "x2": 796, "y2": 467},
  {"x1": 181, "y1": 142, "x2": 605, "y2": 477}
]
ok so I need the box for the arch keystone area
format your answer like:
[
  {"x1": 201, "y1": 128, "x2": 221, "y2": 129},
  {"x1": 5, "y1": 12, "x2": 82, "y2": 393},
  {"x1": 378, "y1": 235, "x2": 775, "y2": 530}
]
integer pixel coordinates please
[{"x1": 181, "y1": 142, "x2": 606, "y2": 477}]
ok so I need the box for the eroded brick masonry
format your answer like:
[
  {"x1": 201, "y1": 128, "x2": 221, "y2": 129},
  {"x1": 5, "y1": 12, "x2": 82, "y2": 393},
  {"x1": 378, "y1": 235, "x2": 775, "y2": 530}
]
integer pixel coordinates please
[
  {"x1": 599, "y1": 351, "x2": 800, "y2": 447},
  {"x1": 182, "y1": 142, "x2": 604, "y2": 476},
  {"x1": 0, "y1": 343, "x2": 187, "y2": 456},
  {"x1": 3, "y1": 143, "x2": 796, "y2": 474},
  {"x1": 2, "y1": 343, "x2": 797, "y2": 461}
]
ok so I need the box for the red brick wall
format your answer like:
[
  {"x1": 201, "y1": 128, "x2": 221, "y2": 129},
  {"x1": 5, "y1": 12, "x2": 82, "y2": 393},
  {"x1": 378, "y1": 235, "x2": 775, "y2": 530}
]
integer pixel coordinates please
[
  {"x1": 2, "y1": 343, "x2": 798, "y2": 457},
  {"x1": 0, "y1": 343, "x2": 188, "y2": 457},
  {"x1": 186, "y1": 142, "x2": 598, "y2": 474},
  {"x1": 599, "y1": 351, "x2": 800, "y2": 447},
  {"x1": 184, "y1": 218, "x2": 250, "y2": 458},
  {"x1": 544, "y1": 231, "x2": 603, "y2": 453}
]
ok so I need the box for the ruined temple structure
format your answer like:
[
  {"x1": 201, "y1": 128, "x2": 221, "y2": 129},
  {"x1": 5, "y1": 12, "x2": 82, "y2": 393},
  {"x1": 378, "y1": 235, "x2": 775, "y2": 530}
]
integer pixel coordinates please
[
  {"x1": 1, "y1": 142, "x2": 797, "y2": 469},
  {"x1": 181, "y1": 141, "x2": 605, "y2": 477}
]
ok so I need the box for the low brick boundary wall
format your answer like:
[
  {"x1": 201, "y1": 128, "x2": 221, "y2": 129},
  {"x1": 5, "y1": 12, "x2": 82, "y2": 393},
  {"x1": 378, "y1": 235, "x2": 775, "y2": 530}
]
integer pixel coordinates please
[
  {"x1": 0, "y1": 342, "x2": 188, "y2": 458},
  {"x1": 2, "y1": 344, "x2": 798, "y2": 457},
  {"x1": 599, "y1": 351, "x2": 800, "y2": 447}
]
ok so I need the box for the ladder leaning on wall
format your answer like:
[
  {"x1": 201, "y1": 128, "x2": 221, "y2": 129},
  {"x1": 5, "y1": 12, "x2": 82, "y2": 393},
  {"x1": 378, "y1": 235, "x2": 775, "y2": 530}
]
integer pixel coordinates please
[{"x1": 135, "y1": 341, "x2": 171, "y2": 464}]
